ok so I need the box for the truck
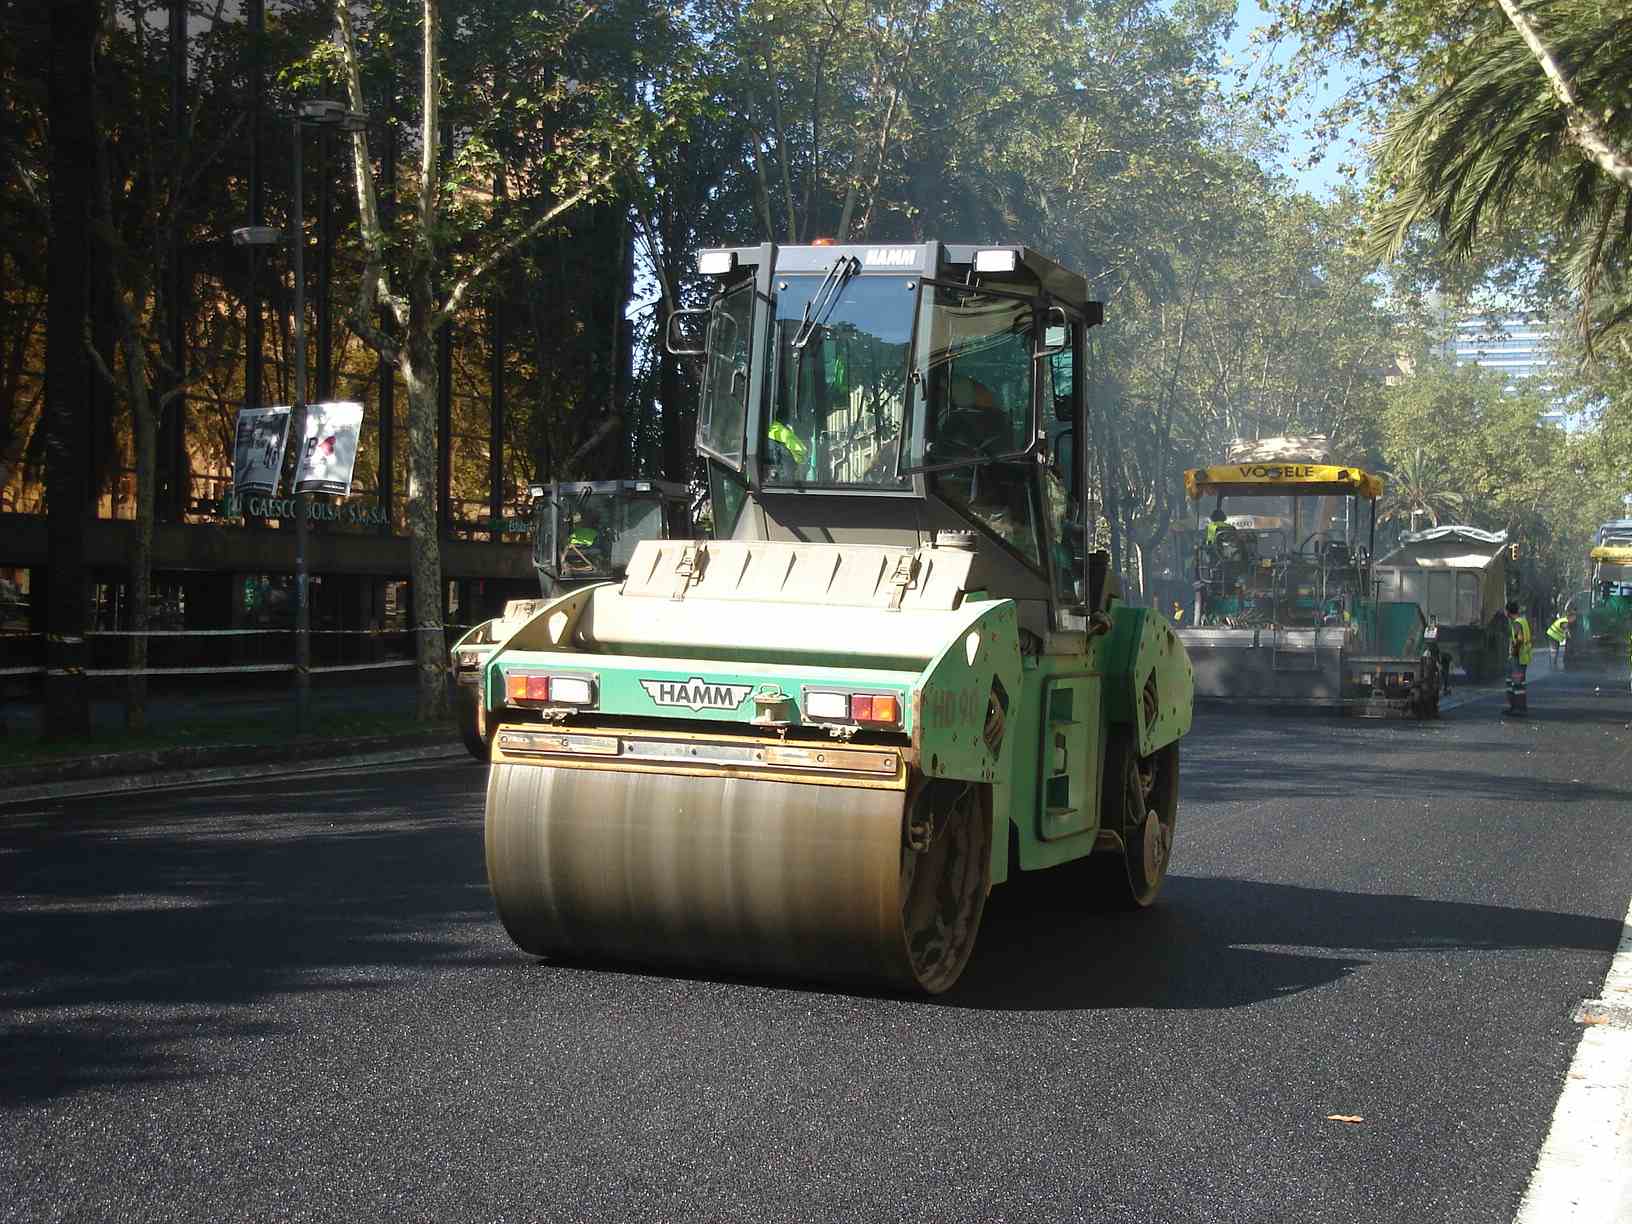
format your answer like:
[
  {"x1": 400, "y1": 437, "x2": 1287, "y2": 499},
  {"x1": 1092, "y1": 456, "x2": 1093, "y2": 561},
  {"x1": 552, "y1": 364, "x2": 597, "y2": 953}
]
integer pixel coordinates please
[
  {"x1": 1372, "y1": 526, "x2": 1510, "y2": 684},
  {"x1": 1176, "y1": 438, "x2": 1441, "y2": 717},
  {"x1": 1565, "y1": 519, "x2": 1632, "y2": 668},
  {"x1": 475, "y1": 241, "x2": 1195, "y2": 994},
  {"x1": 448, "y1": 479, "x2": 691, "y2": 758}
]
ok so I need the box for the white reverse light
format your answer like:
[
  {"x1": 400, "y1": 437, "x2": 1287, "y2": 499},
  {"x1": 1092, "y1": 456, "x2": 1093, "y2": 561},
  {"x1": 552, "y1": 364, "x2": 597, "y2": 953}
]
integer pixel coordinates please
[
  {"x1": 549, "y1": 675, "x2": 595, "y2": 705},
  {"x1": 973, "y1": 249, "x2": 1018, "y2": 273},
  {"x1": 804, "y1": 691, "x2": 850, "y2": 720}
]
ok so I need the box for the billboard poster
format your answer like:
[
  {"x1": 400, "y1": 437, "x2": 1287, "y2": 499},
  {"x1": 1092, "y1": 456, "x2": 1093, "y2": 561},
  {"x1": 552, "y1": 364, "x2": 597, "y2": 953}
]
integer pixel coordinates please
[
  {"x1": 232, "y1": 405, "x2": 291, "y2": 495},
  {"x1": 294, "y1": 401, "x2": 364, "y2": 497}
]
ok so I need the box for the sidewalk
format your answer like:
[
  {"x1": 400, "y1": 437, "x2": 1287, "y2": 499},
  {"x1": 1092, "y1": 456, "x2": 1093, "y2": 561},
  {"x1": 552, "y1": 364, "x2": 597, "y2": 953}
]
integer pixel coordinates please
[{"x1": 0, "y1": 673, "x2": 465, "y2": 804}]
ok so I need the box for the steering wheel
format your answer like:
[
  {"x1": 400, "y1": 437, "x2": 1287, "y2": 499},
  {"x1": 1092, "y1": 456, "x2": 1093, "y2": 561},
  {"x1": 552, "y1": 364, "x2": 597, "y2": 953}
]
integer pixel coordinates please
[{"x1": 938, "y1": 408, "x2": 1004, "y2": 459}]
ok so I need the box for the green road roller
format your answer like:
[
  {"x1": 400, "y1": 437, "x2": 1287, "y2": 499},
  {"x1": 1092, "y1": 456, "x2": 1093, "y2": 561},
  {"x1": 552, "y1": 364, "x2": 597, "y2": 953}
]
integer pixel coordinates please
[{"x1": 478, "y1": 241, "x2": 1195, "y2": 993}]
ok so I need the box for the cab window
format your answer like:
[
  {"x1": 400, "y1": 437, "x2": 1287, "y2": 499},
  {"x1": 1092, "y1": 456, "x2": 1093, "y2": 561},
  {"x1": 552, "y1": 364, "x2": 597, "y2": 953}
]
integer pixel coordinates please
[
  {"x1": 920, "y1": 286, "x2": 1035, "y2": 469},
  {"x1": 698, "y1": 284, "x2": 755, "y2": 467},
  {"x1": 934, "y1": 461, "x2": 1041, "y2": 567}
]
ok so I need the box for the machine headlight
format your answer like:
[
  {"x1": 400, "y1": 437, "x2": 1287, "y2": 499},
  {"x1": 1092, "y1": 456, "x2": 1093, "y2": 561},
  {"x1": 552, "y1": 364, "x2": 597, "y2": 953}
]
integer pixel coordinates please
[{"x1": 697, "y1": 250, "x2": 736, "y2": 275}]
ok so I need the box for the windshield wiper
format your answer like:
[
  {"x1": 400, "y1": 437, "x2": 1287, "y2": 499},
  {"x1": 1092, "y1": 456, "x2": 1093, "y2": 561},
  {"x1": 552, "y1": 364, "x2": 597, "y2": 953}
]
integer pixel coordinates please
[{"x1": 792, "y1": 256, "x2": 859, "y2": 350}]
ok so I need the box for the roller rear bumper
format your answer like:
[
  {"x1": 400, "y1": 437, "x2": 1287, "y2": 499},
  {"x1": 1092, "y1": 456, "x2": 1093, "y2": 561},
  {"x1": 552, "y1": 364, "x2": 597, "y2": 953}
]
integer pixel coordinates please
[{"x1": 491, "y1": 722, "x2": 908, "y2": 791}]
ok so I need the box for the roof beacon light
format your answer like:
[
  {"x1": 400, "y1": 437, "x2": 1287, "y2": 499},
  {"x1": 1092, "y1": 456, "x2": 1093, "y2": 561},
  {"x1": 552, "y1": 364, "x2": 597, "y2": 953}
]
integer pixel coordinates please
[
  {"x1": 697, "y1": 250, "x2": 736, "y2": 276},
  {"x1": 974, "y1": 249, "x2": 1018, "y2": 273}
]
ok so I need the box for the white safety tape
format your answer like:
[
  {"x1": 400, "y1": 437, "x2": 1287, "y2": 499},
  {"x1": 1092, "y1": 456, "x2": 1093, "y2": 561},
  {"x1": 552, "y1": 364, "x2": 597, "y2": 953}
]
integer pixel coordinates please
[
  {"x1": 84, "y1": 626, "x2": 465, "y2": 638},
  {"x1": 85, "y1": 663, "x2": 297, "y2": 676},
  {"x1": 87, "y1": 628, "x2": 290, "y2": 638},
  {"x1": 310, "y1": 659, "x2": 417, "y2": 673},
  {"x1": 8, "y1": 659, "x2": 423, "y2": 678}
]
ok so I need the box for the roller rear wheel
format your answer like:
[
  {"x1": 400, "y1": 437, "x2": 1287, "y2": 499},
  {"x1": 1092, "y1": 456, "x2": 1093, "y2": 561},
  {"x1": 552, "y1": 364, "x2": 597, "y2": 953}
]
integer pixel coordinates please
[{"x1": 1094, "y1": 736, "x2": 1179, "y2": 908}]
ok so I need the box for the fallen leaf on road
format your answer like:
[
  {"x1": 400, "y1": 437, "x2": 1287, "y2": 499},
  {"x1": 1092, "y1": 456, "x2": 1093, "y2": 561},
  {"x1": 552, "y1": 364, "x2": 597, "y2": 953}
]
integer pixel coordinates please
[
  {"x1": 1580, "y1": 1014, "x2": 1610, "y2": 1026},
  {"x1": 1326, "y1": 1115, "x2": 1364, "y2": 1124}
]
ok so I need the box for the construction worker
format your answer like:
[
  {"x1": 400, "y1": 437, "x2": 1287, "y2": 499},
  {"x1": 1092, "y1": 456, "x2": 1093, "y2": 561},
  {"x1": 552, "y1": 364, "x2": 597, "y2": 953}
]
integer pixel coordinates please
[
  {"x1": 1545, "y1": 610, "x2": 1576, "y2": 666},
  {"x1": 768, "y1": 419, "x2": 809, "y2": 467},
  {"x1": 1204, "y1": 507, "x2": 1227, "y2": 545},
  {"x1": 1504, "y1": 599, "x2": 1532, "y2": 716}
]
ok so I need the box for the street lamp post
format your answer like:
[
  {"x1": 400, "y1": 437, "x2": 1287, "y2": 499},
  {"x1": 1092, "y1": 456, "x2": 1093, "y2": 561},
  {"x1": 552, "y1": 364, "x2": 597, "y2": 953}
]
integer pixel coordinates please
[{"x1": 235, "y1": 99, "x2": 363, "y2": 734}]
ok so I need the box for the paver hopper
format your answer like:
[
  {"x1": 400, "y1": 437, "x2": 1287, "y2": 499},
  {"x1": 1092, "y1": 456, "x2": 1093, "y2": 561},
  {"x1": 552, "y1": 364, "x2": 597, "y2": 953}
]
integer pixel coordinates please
[
  {"x1": 449, "y1": 480, "x2": 691, "y2": 757},
  {"x1": 477, "y1": 241, "x2": 1195, "y2": 993},
  {"x1": 1177, "y1": 447, "x2": 1440, "y2": 717}
]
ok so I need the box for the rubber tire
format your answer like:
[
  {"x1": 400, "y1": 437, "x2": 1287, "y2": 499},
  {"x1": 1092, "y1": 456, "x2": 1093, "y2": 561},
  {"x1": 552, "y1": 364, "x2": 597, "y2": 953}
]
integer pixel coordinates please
[
  {"x1": 1092, "y1": 735, "x2": 1179, "y2": 909},
  {"x1": 457, "y1": 691, "x2": 490, "y2": 761}
]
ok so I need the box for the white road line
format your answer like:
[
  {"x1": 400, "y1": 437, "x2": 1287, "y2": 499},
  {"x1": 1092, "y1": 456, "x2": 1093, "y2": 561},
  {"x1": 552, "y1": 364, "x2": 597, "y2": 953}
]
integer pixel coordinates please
[{"x1": 1513, "y1": 893, "x2": 1632, "y2": 1223}]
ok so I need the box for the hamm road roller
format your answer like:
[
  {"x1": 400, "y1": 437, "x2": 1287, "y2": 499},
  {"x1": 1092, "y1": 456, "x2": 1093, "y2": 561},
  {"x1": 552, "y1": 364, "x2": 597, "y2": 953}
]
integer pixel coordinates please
[
  {"x1": 449, "y1": 479, "x2": 692, "y2": 757},
  {"x1": 479, "y1": 241, "x2": 1194, "y2": 993}
]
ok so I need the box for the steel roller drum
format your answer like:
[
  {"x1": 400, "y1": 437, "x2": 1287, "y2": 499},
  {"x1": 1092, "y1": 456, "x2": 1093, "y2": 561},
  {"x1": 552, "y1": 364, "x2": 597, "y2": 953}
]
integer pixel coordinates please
[{"x1": 485, "y1": 762, "x2": 988, "y2": 993}]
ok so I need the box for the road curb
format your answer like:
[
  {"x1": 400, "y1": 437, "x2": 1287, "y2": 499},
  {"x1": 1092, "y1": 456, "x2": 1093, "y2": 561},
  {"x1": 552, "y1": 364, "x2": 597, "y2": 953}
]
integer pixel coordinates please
[
  {"x1": 0, "y1": 733, "x2": 471, "y2": 807},
  {"x1": 1514, "y1": 900, "x2": 1632, "y2": 1223}
]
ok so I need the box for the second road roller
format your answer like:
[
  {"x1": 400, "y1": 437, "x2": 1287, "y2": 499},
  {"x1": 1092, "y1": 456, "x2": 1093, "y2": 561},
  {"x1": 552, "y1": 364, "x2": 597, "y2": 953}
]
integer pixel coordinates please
[{"x1": 478, "y1": 241, "x2": 1195, "y2": 994}]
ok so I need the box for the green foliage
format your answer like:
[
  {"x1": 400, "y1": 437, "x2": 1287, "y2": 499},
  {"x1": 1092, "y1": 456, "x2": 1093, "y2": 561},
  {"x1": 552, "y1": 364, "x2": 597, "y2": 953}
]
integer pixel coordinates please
[
  {"x1": 1378, "y1": 447, "x2": 1468, "y2": 530},
  {"x1": 1371, "y1": 355, "x2": 1608, "y2": 594},
  {"x1": 1366, "y1": 1, "x2": 1632, "y2": 348}
]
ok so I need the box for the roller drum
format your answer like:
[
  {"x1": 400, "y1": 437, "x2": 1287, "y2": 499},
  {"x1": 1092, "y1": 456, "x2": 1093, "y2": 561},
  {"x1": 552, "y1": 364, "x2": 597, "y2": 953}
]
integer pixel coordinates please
[{"x1": 485, "y1": 763, "x2": 988, "y2": 993}]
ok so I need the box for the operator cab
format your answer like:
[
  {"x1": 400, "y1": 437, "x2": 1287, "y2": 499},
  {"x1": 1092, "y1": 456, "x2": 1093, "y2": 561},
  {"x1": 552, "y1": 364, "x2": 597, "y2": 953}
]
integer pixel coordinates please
[
  {"x1": 670, "y1": 242, "x2": 1105, "y2": 638},
  {"x1": 1184, "y1": 466, "x2": 1381, "y2": 629},
  {"x1": 533, "y1": 480, "x2": 692, "y2": 596}
]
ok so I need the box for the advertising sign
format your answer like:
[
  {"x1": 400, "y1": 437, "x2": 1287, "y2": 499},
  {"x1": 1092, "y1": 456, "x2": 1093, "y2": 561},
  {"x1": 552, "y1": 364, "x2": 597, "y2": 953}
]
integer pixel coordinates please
[
  {"x1": 294, "y1": 401, "x2": 364, "y2": 496},
  {"x1": 231, "y1": 405, "x2": 291, "y2": 495}
]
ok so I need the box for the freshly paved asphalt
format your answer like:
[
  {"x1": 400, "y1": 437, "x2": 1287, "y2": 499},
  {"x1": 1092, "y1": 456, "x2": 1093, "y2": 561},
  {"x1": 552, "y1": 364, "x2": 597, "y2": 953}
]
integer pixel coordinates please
[{"x1": 4, "y1": 664, "x2": 1630, "y2": 1222}]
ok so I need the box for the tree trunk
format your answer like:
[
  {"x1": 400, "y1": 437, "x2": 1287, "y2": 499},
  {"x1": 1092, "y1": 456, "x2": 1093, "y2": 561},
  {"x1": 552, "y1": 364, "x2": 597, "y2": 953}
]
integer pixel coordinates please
[
  {"x1": 403, "y1": 274, "x2": 447, "y2": 720},
  {"x1": 43, "y1": 0, "x2": 97, "y2": 739},
  {"x1": 127, "y1": 381, "x2": 157, "y2": 733}
]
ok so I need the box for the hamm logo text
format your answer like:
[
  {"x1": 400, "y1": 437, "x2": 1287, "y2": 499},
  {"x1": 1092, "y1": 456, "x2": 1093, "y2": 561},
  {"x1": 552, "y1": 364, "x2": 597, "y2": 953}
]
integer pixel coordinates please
[{"x1": 639, "y1": 677, "x2": 756, "y2": 712}]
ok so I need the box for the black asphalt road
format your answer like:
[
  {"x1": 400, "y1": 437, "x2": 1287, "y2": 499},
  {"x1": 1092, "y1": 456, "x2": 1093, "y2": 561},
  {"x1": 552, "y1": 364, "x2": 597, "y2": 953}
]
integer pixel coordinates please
[{"x1": 5, "y1": 667, "x2": 1630, "y2": 1223}]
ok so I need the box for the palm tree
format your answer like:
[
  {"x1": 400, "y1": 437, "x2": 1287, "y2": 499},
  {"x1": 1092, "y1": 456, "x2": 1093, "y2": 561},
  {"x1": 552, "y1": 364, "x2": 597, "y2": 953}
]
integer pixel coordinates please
[
  {"x1": 1366, "y1": 1, "x2": 1632, "y2": 347},
  {"x1": 1379, "y1": 448, "x2": 1471, "y2": 533}
]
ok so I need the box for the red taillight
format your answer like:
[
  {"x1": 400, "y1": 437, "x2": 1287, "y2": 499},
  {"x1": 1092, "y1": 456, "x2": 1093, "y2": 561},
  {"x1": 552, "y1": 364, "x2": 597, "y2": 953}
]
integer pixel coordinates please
[
  {"x1": 851, "y1": 693, "x2": 900, "y2": 726},
  {"x1": 505, "y1": 671, "x2": 597, "y2": 707},
  {"x1": 508, "y1": 673, "x2": 551, "y2": 703}
]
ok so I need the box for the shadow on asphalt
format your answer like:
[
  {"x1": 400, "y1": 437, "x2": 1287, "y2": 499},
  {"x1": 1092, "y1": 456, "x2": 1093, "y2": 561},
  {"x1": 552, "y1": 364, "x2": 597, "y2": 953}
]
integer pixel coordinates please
[
  {"x1": 0, "y1": 763, "x2": 498, "y2": 1109},
  {"x1": 947, "y1": 869, "x2": 1623, "y2": 1012}
]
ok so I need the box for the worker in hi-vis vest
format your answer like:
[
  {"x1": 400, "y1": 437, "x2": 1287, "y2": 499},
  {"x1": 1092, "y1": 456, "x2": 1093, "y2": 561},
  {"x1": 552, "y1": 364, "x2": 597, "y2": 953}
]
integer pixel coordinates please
[
  {"x1": 1544, "y1": 610, "x2": 1575, "y2": 666},
  {"x1": 1504, "y1": 600, "x2": 1532, "y2": 716}
]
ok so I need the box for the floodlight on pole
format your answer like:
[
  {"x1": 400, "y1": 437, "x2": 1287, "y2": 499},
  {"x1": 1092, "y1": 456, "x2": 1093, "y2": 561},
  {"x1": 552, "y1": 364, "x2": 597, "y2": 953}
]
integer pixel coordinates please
[
  {"x1": 285, "y1": 99, "x2": 367, "y2": 733},
  {"x1": 228, "y1": 100, "x2": 366, "y2": 734},
  {"x1": 232, "y1": 225, "x2": 285, "y2": 248}
]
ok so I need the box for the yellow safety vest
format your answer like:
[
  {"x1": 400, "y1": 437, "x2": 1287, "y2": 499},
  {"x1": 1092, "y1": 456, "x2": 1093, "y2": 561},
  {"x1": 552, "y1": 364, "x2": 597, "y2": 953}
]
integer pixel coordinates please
[
  {"x1": 1546, "y1": 616, "x2": 1569, "y2": 644},
  {"x1": 768, "y1": 421, "x2": 809, "y2": 464},
  {"x1": 1511, "y1": 616, "x2": 1532, "y2": 665}
]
